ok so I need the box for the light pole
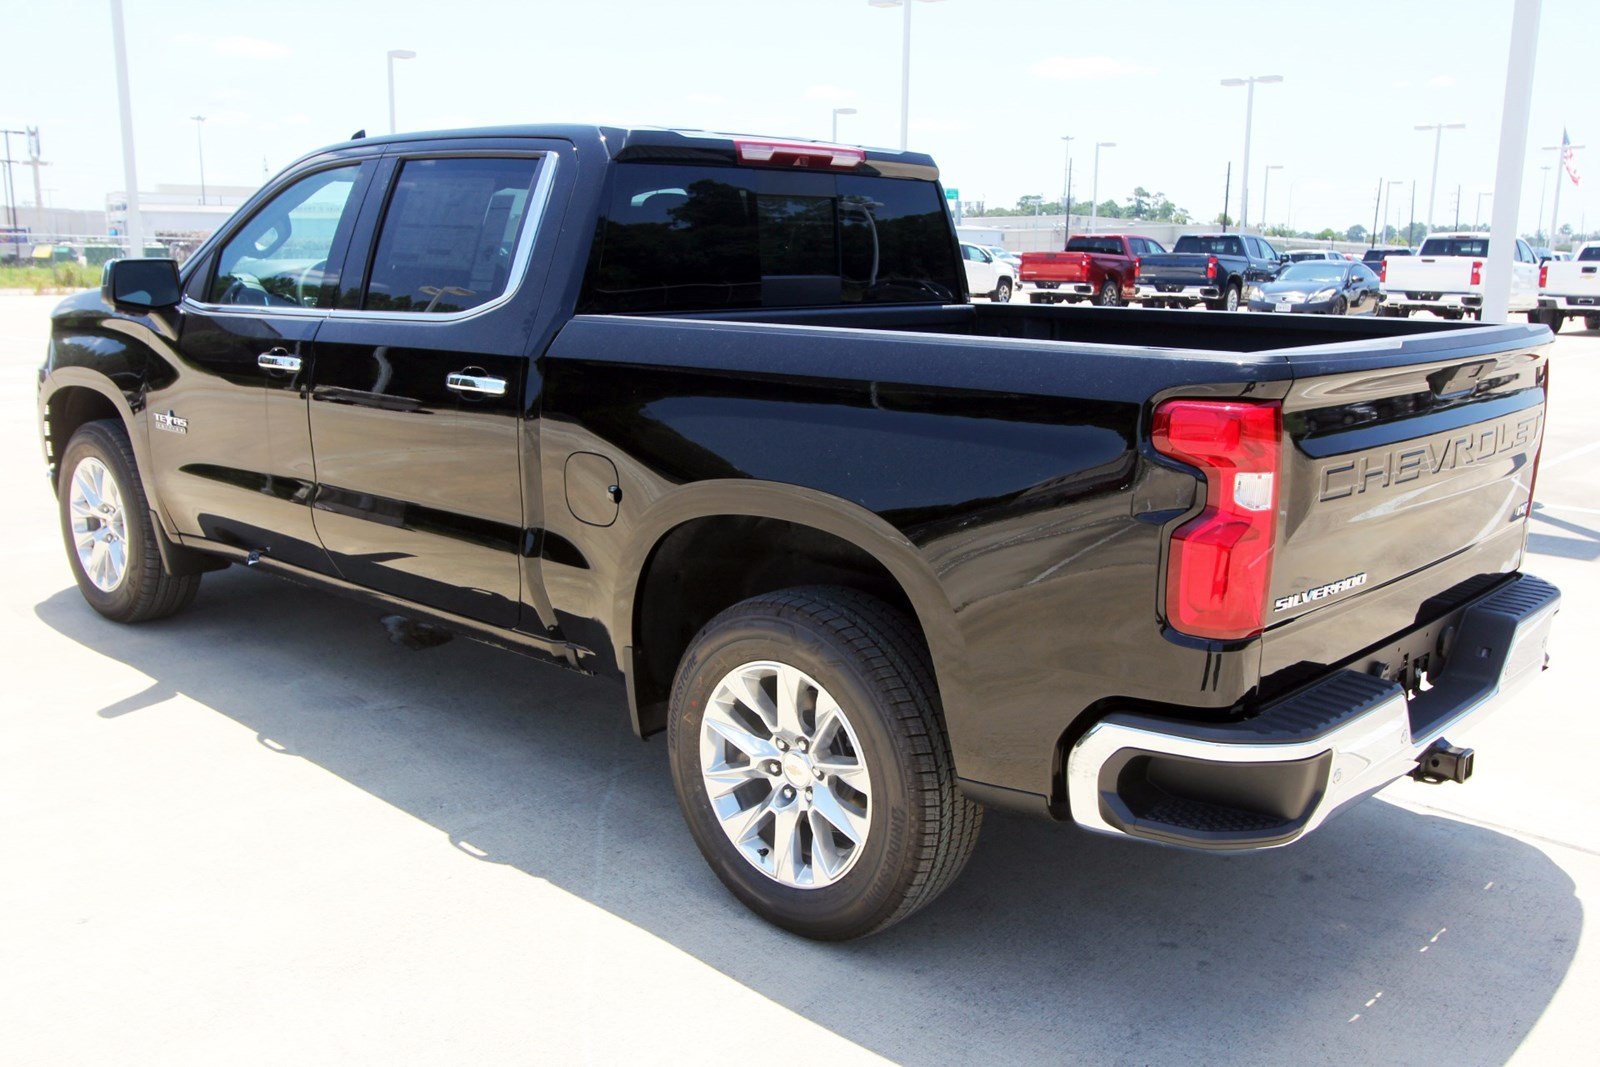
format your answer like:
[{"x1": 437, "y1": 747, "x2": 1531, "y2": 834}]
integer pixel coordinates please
[
  {"x1": 109, "y1": 0, "x2": 144, "y2": 256},
  {"x1": 1541, "y1": 135, "x2": 1585, "y2": 252},
  {"x1": 1383, "y1": 179, "x2": 1404, "y2": 243},
  {"x1": 831, "y1": 107, "x2": 857, "y2": 141},
  {"x1": 1089, "y1": 141, "x2": 1115, "y2": 233},
  {"x1": 1220, "y1": 73, "x2": 1283, "y2": 234},
  {"x1": 1060, "y1": 135, "x2": 1074, "y2": 243},
  {"x1": 1414, "y1": 121, "x2": 1465, "y2": 233},
  {"x1": 868, "y1": 0, "x2": 945, "y2": 150},
  {"x1": 1536, "y1": 164, "x2": 1552, "y2": 243},
  {"x1": 1259, "y1": 164, "x2": 1282, "y2": 230},
  {"x1": 1475, "y1": 191, "x2": 1492, "y2": 230},
  {"x1": 190, "y1": 114, "x2": 207, "y2": 204},
  {"x1": 387, "y1": 49, "x2": 416, "y2": 135}
]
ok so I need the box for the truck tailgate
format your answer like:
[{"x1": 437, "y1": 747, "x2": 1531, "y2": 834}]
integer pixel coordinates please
[
  {"x1": 1261, "y1": 338, "x2": 1549, "y2": 688},
  {"x1": 1385, "y1": 256, "x2": 1474, "y2": 292},
  {"x1": 1138, "y1": 254, "x2": 1212, "y2": 284},
  {"x1": 1021, "y1": 252, "x2": 1090, "y2": 283}
]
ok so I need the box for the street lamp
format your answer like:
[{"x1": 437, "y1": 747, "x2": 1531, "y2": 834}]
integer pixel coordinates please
[
  {"x1": 387, "y1": 49, "x2": 417, "y2": 134},
  {"x1": 867, "y1": 0, "x2": 945, "y2": 150},
  {"x1": 1541, "y1": 136, "x2": 1586, "y2": 252},
  {"x1": 831, "y1": 107, "x2": 857, "y2": 142},
  {"x1": 1475, "y1": 191, "x2": 1492, "y2": 231},
  {"x1": 1383, "y1": 179, "x2": 1404, "y2": 244},
  {"x1": 1259, "y1": 164, "x2": 1282, "y2": 230},
  {"x1": 190, "y1": 114, "x2": 206, "y2": 205},
  {"x1": 1060, "y1": 135, "x2": 1074, "y2": 243},
  {"x1": 1414, "y1": 122, "x2": 1465, "y2": 233},
  {"x1": 1089, "y1": 141, "x2": 1115, "y2": 233},
  {"x1": 1220, "y1": 74, "x2": 1283, "y2": 232}
]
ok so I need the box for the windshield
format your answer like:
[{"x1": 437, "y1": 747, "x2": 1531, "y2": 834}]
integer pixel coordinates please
[
  {"x1": 1277, "y1": 263, "x2": 1347, "y2": 283},
  {"x1": 580, "y1": 163, "x2": 962, "y2": 312},
  {"x1": 1420, "y1": 237, "x2": 1491, "y2": 257},
  {"x1": 1173, "y1": 235, "x2": 1244, "y2": 256},
  {"x1": 1066, "y1": 236, "x2": 1124, "y2": 254}
]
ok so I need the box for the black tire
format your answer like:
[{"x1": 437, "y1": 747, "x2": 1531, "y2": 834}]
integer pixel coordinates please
[
  {"x1": 1586, "y1": 314, "x2": 1599, "y2": 331},
  {"x1": 666, "y1": 586, "x2": 982, "y2": 940},
  {"x1": 1096, "y1": 279, "x2": 1122, "y2": 307},
  {"x1": 992, "y1": 279, "x2": 1012, "y2": 303},
  {"x1": 1208, "y1": 284, "x2": 1241, "y2": 311},
  {"x1": 1329, "y1": 296, "x2": 1347, "y2": 316},
  {"x1": 1441, "y1": 310, "x2": 1464, "y2": 321},
  {"x1": 1548, "y1": 312, "x2": 1564, "y2": 333},
  {"x1": 57, "y1": 419, "x2": 201, "y2": 623}
]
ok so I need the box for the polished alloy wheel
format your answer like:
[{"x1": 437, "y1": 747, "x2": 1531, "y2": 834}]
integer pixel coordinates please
[
  {"x1": 700, "y1": 660, "x2": 872, "y2": 889},
  {"x1": 69, "y1": 456, "x2": 130, "y2": 592}
]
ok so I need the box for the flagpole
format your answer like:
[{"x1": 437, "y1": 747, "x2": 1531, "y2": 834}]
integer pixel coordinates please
[{"x1": 1545, "y1": 130, "x2": 1585, "y2": 254}]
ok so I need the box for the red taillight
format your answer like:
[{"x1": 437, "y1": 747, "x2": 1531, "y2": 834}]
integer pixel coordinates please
[
  {"x1": 1206, "y1": 255, "x2": 1219, "y2": 282},
  {"x1": 1133, "y1": 258, "x2": 1141, "y2": 280},
  {"x1": 1379, "y1": 260, "x2": 1387, "y2": 283},
  {"x1": 1152, "y1": 400, "x2": 1282, "y2": 641},
  {"x1": 1470, "y1": 260, "x2": 1483, "y2": 286},
  {"x1": 733, "y1": 140, "x2": 865, "y2": 169},
  {"x1": 1539, "y1": 263, "x2": 1548, "y2": 287}
]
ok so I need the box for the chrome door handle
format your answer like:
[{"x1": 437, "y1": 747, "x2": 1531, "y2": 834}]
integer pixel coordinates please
[
  {"x1": 258, "y1": 349, "x2": 302, "y2": 372},
  {"x1": 446, "y1": 372, "x2": 507, "y2": 397}
]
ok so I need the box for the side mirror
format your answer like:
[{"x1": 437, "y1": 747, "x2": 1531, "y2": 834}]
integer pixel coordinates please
[{"x1": 102, "y1": 257, "x2": 181, "y2": 311}]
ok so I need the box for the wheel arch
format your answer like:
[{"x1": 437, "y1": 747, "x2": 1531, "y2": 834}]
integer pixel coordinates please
[
  {"x1": 40, "y1": 372, "x2": 146, "y2": 497},
  {"x1": 615, "y1": 481, "x2": 960, "y2": 741}
]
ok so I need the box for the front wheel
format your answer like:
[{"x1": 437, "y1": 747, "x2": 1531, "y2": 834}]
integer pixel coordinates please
[
  {"x1": 667, "y1": 587, "x2": 982, "y2": 940},
  {"x1": 992, "y1": 279, "x2": 1012, "y2": 303},
  {"x1": 1329, "y1": 296, "x2": 1348, "y2": 316},
  {"x1": 57, "y1": 419, "x2": 201, "y2": 623}
]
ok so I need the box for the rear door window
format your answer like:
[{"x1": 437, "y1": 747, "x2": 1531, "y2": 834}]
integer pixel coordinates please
[{"x1": 362, "y1": 156, "x2": 542, "y2": 314}]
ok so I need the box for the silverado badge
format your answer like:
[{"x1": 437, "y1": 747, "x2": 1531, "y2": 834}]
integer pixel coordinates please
[{"x1": 1274, "y1": 572, "x2": 1368, "y2": 612}]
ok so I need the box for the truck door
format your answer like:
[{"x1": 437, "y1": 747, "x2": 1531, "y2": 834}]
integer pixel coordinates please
[
  {"x1": 159, "y1": 159, "x2": 376, "y2": 570},
  {"x1": 306, "y1": 146, "x2": 562, "y2": 629}
]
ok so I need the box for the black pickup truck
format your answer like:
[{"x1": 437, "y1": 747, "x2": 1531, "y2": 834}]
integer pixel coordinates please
[
  {"x1": 39, "y1": 125, "x2": 1559, "y2": 940},
  {"x1": 1133, "y1": 232, "x2": 1287, "y2": 310}
]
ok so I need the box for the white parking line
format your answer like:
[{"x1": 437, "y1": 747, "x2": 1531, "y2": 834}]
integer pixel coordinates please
[{"x1": 1544, "y1": 439, "x2": 1600, "y2": 468}]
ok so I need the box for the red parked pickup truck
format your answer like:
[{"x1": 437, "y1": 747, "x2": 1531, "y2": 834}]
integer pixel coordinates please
[{"x1": 1021, "y1": 234, "x2": 1166, "y2": 306}]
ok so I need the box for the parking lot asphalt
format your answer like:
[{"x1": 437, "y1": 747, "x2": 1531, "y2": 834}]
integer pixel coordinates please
[{"x1": 2, "y1": 293, "x2": 1596, "y2": 1065}]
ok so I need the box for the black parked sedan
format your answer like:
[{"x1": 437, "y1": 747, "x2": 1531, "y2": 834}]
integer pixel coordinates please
[{"x1": 1247, "y1": 261, "x2": 1381, "y2": 314}]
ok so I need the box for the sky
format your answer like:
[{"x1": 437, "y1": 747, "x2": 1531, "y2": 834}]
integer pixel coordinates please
[{"x1": 1, "y1": 0, "x2": 1596, "y2": 237}]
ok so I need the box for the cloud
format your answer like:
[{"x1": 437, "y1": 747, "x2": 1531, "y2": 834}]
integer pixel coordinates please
[
  {"x1": 1030, "y1": 56, "x2": 1151, "y2": 81},
  {"x1": 804, "y1": 84, "x2": 855, "y2": 102},
  {"x1": 212, "y1": 35, "x2": 291, "y2": 60},
  {"x1": 1427, "y1": 74, "x2": 1457, "y2": 88}
]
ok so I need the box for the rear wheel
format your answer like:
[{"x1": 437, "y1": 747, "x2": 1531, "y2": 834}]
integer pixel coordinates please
[
  {"x1": 992, "y1": 279, "x2": 1012, "y2": 303},
  {"x1": 1441, "y1": 310, "x2": 1464, "y2": 321},
  {"x1": 1096, "y1": 279, "x2": 1121, "y2": 306},
  {"x1": 57, "y1": 420, "x2": 201, "y2": 623},
  {"x1": 1586, "y1": 314, "x2": 1599, "y2": 331},
  {"x1": 1208, "y1": 284, "x2": 1240, "y2": 311},
  {"x1": 667, "y1": 587, "x2": 981, "y2": 940}
]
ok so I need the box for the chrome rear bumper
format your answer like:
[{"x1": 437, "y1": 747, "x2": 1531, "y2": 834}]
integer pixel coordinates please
[{"x1": 1065, "y1": 574, "x2": 1559, "y2": 850}]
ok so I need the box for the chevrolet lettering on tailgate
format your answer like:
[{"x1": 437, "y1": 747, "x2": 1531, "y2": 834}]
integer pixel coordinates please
[{"x1": 1318, "y1": 411, "x2": 1543, "y2": 502}]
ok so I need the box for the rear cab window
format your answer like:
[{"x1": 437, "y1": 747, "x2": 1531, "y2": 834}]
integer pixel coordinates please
[
  {"x1": 1066, "y1": 236, "x2": 1125, "y2": 255},
  {"x1": 1420, "y1": 237, "x2": 1491, "y2": 257},
  {"x1": 1173, "y1": 235, "x2": 1245, "y2": 257},
  {"x1": 1579, "y1": 246, "x2": 1600, "y2": 262},
  {"x1": 578, "y1": 163, "x2": 962, "y2": 312}
]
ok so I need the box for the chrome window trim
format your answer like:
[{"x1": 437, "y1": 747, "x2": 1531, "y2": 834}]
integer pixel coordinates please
[{"x1": 181, "y1": 150, "x2": 560, "y2": 324}]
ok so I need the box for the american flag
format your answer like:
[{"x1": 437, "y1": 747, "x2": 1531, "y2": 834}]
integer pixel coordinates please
[{"x1": 1562, "y1": 128, "x2": 1581, "y2": 186}]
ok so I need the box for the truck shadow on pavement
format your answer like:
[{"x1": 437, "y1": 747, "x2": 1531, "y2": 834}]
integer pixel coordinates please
[{"x1": 36, "y1": 570, "x2": 1582, "y2": 1066}]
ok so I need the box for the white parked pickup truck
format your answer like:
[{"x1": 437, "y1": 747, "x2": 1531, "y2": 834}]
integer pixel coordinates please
[
  {"x1": 1379, "y1": 233, "x2": 1540, "y2": 320},
  {"x1": 1536, "y1": 242, "x2": 1600, "y2": 332}
]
